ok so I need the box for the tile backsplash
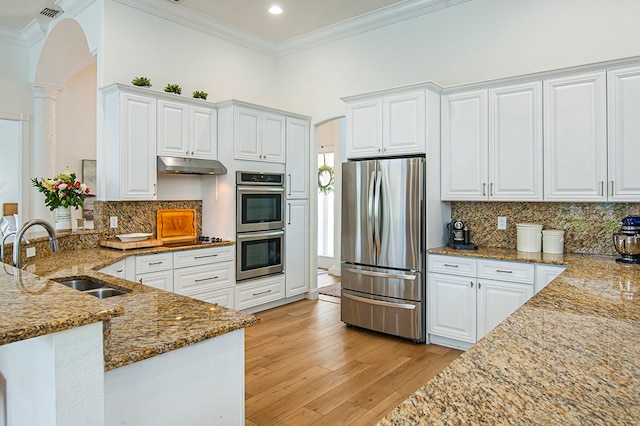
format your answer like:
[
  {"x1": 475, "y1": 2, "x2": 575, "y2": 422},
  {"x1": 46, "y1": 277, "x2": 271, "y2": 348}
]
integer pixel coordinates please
[{"x1": 451, "y1": 202, "x2": 640, "y2": 255}]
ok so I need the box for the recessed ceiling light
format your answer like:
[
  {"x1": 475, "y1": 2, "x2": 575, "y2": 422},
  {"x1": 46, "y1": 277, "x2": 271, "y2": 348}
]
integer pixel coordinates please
[{"x1": 268, "y1": 5, "x2": 283, "y2": 15}]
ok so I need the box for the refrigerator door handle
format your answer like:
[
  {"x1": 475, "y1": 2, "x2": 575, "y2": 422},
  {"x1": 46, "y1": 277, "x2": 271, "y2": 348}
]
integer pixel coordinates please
[
  {"x1": 343, "y1": 292, "x2": 416, "y2": 310},
  {"x1": 367, "y1": 171, "x2": 376, "y2": 259},
  {"x1": 343, "y1": 267, "x2": 416, "y2": 281},
  {"x1": 373, "y1": 170, "x2": 382, "y2": 260}
]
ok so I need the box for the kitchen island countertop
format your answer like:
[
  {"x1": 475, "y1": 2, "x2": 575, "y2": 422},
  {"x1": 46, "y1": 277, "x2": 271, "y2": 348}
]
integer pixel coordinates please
[
  {"x1": 1, "y1": 242, "x2": 259, "y2": 371},
  {"x1": 379, "y1": 247, "x2": 640, "y2": 424}
]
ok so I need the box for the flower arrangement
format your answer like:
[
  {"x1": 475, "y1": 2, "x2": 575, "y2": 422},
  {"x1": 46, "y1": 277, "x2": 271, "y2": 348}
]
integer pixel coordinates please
[{"x1": 32, "y1": 166, "x2": 90, "y2": 210}]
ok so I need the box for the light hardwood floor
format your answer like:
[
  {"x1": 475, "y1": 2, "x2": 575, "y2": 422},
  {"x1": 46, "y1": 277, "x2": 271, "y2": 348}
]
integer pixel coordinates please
[{"x1": 245, "y1": 299, "x2": 462, "y2": 425}]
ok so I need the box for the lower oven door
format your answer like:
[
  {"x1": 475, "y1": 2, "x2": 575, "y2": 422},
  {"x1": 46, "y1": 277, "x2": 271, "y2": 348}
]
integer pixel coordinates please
[
  {"x1": 236, "y1": 230, "x2": 284, "y2": 281},
  {"x1": 341, "y1": 289, "x2": 424, "y2": 342}
]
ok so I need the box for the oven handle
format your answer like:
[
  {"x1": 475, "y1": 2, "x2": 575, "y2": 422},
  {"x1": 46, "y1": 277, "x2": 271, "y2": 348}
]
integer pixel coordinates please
[
  {"x1": 237, "y1": 230, "x2": 284, "y2": 242},
  {"x1": 343, "y1": 292, "x2": 416, "y2": 310},
  {"x1": 237, "y1": 186, "x2": 284, "y2": 193},
  {"x1": 343, "y1": 267, "x2": 416, "y2": 281}
]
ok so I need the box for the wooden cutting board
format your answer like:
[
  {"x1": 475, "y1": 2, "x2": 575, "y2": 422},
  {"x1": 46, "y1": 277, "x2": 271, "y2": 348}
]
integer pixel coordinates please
[
  {"x1": 156, "y1": 208, "x2": 197, "y2": 245},
  {"x1": 100, "y1": 239, "x2": 163, "y2": 250}
]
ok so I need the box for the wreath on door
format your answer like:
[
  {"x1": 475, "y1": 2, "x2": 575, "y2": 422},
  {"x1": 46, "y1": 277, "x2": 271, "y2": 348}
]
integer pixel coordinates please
[{"x1": 318, "y1": 160, "x2": 334, "y2": 195}]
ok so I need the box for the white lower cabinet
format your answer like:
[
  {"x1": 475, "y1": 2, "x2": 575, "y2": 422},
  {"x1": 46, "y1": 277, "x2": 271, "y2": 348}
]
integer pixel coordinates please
[
  {"x1": 137, "y1": 269, "x2": 174, "y2": 292},
  {"x1": 98, "y1": 259, "x2": 128, "y2": 280},
  {"x1": 534, "y1": 264, "x2": 566, "y2": 294},
  {"x1": 135, "y1": 253, "x2": 174, "y2": 291},
  {"x1": 235, "y1": 274, "x2": 285, "y2": 311},
  {"x1": 428, "y1": 255, "x2": 536, "y2": 350}
]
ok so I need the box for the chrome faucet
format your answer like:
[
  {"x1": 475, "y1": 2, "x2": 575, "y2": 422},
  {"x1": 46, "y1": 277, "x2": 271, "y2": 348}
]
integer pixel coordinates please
[
  {"x1": 1, "y1": 231, "x2": 29, "y2": 265},
  {"x1": 13, "y1": 219, "x2": 59, "y2": 268}
]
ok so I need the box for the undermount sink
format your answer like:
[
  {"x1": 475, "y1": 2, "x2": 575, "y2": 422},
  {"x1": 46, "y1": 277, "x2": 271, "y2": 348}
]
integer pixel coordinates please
[{"x1": 56, "y1": 278, "x2": 129, "y2": 298}]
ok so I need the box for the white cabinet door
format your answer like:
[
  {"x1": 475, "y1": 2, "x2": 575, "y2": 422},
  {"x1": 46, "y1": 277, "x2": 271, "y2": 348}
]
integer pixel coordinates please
[
  {"x1": 534, "y1": 264, "x2": 566, "y2": 294},
  {"x1": 173, "y1": 262, "x2": 234, "y2": 296},
  {"x1": 136, "y1": 269, "x2": 174, "y2": 292},
  {"x1": 157, "y1": 99, "x2": 189, "y2": 157},
  {"x1": 262, "y1": 112, "x2": 286, "y2": 163},
  {"x1": 98, "y1": 259, "x2": 127, "y2": 279},
  {"x1": 477, "y1": 279, "x2": 533, "y2": 339},
  {"x1": 489, "y1": 82, "x2": 543, "y2": 201},
  {"x1": 607, "y1": 65, "x2": 640, "y2": 201},
  {"x1": 118, "y1": 92, "x2": 157, "y2": 200},
  {"x1": 428, "y1": 272, "x2": 476, "y2": 343},
  {"x1": 383, "y1": 90, "x2": 426, "y2": 156},
  {"x1": 345, "y1": 97, "x2": 383, "y2": 158},
  {"x1": 190, "y1": 105, "x2": 217, "y2": 160},
  {"x1": 441, "y1": 90, "x2": 488, "y2": 201},
  {"x1": 234, "y1": 106, "x2": 261, "y2": 161},
  {"x1": 285, "y1": 199, "x2": 309, "y2": 297},
  {"x1": 543, "y1": 72, "x2": 607, "y2": 201},
  {"x1": 285, "y1": 117, "x2": 310, "y2": 199}
]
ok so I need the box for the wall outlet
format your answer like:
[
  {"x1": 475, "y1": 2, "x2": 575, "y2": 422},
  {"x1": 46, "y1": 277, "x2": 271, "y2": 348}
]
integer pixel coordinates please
[
  {"x1": 26, "y1": 247, "x2": 36, "y2": 258},
  {"x1": 497, "y1": 216, "x2": 507, "y2": 230},
  {"x1": 110, "y1": 216, "x2": 118, "y2": 228}
]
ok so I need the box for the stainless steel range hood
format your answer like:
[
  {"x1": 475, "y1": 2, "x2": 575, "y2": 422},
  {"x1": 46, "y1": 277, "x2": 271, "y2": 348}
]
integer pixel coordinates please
[{"x1": 157, "y1": 156, "x2": 227, "y2": 175}]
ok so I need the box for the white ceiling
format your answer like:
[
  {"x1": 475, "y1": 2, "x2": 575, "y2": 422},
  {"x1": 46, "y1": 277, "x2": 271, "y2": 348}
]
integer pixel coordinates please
[{"x1": 0, "y1": 0, "x2": 466, "y2": 54}]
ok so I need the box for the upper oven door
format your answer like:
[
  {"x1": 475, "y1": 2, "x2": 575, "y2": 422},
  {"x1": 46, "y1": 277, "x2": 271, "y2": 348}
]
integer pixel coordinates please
[{"x1": 237, "y1": 185, "x2": 285, "y2": 232}]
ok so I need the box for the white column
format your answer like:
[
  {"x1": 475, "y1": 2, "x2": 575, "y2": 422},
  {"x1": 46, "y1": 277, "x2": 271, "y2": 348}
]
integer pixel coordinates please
[{"x1": 31, "y1": 85, "x2": 60, "y2": 223}]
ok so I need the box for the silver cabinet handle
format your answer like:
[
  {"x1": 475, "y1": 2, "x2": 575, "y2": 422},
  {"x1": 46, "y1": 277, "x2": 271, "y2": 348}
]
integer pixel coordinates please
[
  {"x1": 148, "y1": 261, "x2": 163, "y2": 265},
  {"x1": 116, "y1": 269, "x2": 124, "y2": 273},
  {"x1": 288, "y1": 203, "x2": 292, "y2": 225},
  {"x1": 610, "y1": 180, "x2": 614, "y2": 197},
  {"x1": 194, "y1": 254, "x2": 218, "y2": 259},
  {"x1": 600, "y1": 181, "x2": 604, "y2": 196},
  {"x1": 139, "y1": 279, "x2": 143, "y2": 284},
  {"x1": 253, "y1": 289, "x2": 272, "y2": 296},
  {"x1": 195, "y1": 276, "x2": 219, "y2": 282},
  {"x1": 344, "y1": 267, "x2": 416, "y2": 281},
  {"x1": 288, "y1": 174, "x2": 292, "y2": 196},
  {"x1": 483, "y1": 183, "x2": 486, "y2": 196},
  {"x1": 443, "y1": 264, "x2": 459, "y2": 268},
  {"x1": 153, "y1": 183, "x2": 157, "y2": 196},
  {"x1": 478, "y1": 282, "x2": 482, "y2": 289},
  {"x1": 496, "y1": 269, "x2": 513, "y2": 274},
  {"x1": 490, "y1": 182, "x2": 493, "y2": 196},
  {"x1": 185, "y1": 151, "x2": 189, "y2": 155},
  {"x1": 470, "y1": 281, "x2": 474, "y2": 288},
  {"x1": 343, "y1": 292, "x2": 416, "y2": 310}
]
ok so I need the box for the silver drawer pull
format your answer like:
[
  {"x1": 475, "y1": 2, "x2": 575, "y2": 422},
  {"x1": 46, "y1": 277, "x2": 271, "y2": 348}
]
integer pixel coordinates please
[
  {"x1": 344, "y1": 267, "x2": 416, "y2": 281},
  {"x1": 343, "y1": 293, "x2": 416, "y2": 310},
  {"x1": 195, "y1": 276, "x2": 219, "y2": 282},
  {"x1": 253, "y1": 289, "x2": 272, "y2": 296},
  {"x1": 496, "y1": 269, "x2": 513, "y2": 273},
  {"x1": 115, "y1": 269, "x2": 124, "y2": 273},
  {"x1": 194, "y1": 254, "x2": 218, "y2": 259},
  {"x1": 443, "y1": 264, "x2": 459, "y2": 268},
  {"x1": 148, "y1": 261, "x2": 163, "y2": 265}
]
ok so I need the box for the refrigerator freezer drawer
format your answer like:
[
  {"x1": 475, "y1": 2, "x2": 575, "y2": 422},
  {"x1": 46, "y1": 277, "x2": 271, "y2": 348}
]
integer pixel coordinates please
[
  {"x1": 341, "y1": 289, "x2": 424, "y2": 342},
  {"x1": 341, "y1": 264, "x2": 422, "y2": 300}
]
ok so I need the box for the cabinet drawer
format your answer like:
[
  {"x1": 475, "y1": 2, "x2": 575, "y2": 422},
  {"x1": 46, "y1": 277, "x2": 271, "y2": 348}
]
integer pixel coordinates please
[
  {"x1": 428, "y1": 255, "x2": 477, "y2": 277},
  {"x1": 477, "y1": 259, "x2": 534, "y2": 284},
  {"x1": 173, "y1": 245, "x2": 234, "y2": 268},
  {"x1": 174, "y1": 262, "x2": 234, "y2": 295},
  {"x1": 188, "y1": 287, "x2": 235, "y2": 309},
  {"x1": 99, "y1": 259, "x2": 127, "y2": 279},
  {"x1": 235, "y1": 275, "x2": 285, "y2": 311},
  {"x1": 135, "y1": 252, "x2": 173, "y2": 274}
]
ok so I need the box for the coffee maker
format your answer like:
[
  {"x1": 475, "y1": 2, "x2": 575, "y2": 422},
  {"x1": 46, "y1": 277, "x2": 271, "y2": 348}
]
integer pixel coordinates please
[{"x1": 447, "y1": 220, "x2": 478, "y2": 250}]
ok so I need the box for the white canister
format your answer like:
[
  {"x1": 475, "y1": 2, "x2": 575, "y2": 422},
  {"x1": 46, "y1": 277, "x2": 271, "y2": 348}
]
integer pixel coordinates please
[
  {"x1": 516, "y1": 223, "x2": 543, "y2": 252},
  {"x1": 542, "y1": 230, "x2": 565, "y2": 254}
]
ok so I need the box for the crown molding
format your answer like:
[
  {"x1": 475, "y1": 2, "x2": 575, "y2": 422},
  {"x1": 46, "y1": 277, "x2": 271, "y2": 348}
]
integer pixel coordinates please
[{"x1": 275, "y1": 0, "x2": 472, "y2": 57}]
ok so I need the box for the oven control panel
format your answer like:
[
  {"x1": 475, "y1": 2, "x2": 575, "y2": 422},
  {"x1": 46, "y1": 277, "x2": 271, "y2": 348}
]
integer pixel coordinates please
[{"x1": 237, "y1": 171, "x2": 284, "y2": 185}]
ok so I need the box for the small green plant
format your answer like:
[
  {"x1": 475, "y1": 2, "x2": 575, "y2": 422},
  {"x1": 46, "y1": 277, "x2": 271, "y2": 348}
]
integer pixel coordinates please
[
  {"x1": 131, "y1": 76, "x2": 151, "y2": 87},
  {"x1": 193, "y1": 90, "x2": 208, "y2": 100},
  {"x1": 164, "y1": 84, "x2": 182, "y2": 95}
]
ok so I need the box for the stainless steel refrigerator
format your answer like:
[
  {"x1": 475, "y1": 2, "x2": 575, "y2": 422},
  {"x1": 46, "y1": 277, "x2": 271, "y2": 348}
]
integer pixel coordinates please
[{"x1": 341, "y1": 156, "x2": 425, "y2": 342}]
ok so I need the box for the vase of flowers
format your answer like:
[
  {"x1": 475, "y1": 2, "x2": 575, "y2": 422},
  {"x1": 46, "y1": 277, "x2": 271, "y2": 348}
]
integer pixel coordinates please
[{"x1": 32, "y1": 166, "x2": 90, "y2": 231}]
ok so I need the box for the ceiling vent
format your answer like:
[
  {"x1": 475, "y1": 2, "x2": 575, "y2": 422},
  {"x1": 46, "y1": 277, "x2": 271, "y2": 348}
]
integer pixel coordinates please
[{"x1": 39, "y1": 7, "x2": 62, "y2": 19}]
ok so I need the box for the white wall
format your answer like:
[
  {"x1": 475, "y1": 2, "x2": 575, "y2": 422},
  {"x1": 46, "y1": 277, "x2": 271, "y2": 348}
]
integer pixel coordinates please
[
  {"x1": 276, "y1": 0, "x2": 640, "y2": 124},
  {"x1": 0, "y1": 120, "x2": 20, "y2": 205},
  {"x1": 0, "y1": 41, "x2": 31, "y2": 115}
]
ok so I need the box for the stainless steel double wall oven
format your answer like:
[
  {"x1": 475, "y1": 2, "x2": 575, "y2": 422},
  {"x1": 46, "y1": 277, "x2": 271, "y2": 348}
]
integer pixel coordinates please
[{"x1": 236, "y1": 172, "x2": 285, "y2": 281}]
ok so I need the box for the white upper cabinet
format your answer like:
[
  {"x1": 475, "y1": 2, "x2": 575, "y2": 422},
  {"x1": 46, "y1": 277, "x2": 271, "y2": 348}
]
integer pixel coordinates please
[
  {"x1": 101, "y1": 85, "x2": 157, "y2": 201},
  {"x1": 543, "y1": 71, "x2": 607, "y2": 201},
  {"x1": 607, "y1": 65, "x2": 640, "y2": 201},
  {"x1": 157, "y1": 98, "x2": 217, "y2": 160},
  {"x1": 344, "y1": 87, "x2": 431, "y2": 159},
  {"x1": 441, "y1": 89, "x2": 488, "y2": 200},
  {"x1": 488, "y1": 82, "x2": 543, "y2": 201},
  {"x1": 286, "y1": 116, "x2": 310, "y2": 199},
  {"x1": 234, "y1": 106, "x2": 285, "y2": 163}
]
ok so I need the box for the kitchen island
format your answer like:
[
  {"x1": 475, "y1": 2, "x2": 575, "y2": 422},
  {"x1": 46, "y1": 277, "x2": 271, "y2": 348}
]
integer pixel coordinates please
[
  {"x1": 0, "y1": 242, "x2": 259, "y2": 425},
  {"x1": 380, "y1": 247, "x2": 640, "y2": 424}
]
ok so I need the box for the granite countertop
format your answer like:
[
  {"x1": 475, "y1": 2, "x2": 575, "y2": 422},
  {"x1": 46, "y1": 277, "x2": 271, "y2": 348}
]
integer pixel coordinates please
[
  {"x1": 1, "y1": 241, "x2": 259, "y2": 371},
  {"x1": 380, "y1": 247, "x2": 640, "y2": 424}
]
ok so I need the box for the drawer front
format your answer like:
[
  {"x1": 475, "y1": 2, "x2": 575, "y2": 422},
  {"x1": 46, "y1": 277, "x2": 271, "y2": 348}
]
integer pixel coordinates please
[
  {"x1": 188, "y1": 287, "x2": 235, "y2": 309},
  {"x1": 135, "y1": 252, "x2": 173, "y2": 274},
  {"x1": 173, "y1": 245, "x2": 234, "y2": 268},
  {"x1": 235, "y1": 275, "x2": 285, "y2": 310},
  {"x1": 174, "y1": 262, "x2": 234, "y2": 295},
  {"x1": 428, "y1": 254, "x2": 477, "y2": 277},
  {"x1": 477, "y1": 259, "x2": 534, "y2": 284}
]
